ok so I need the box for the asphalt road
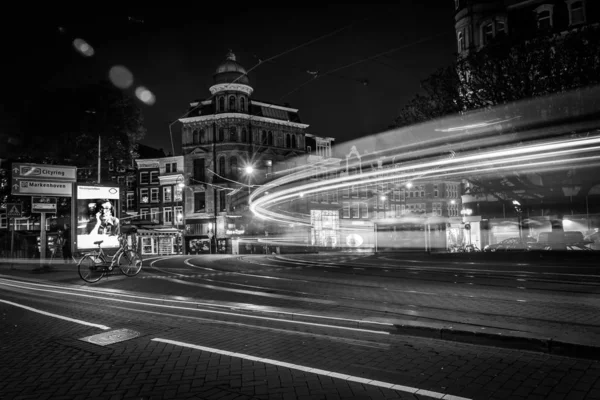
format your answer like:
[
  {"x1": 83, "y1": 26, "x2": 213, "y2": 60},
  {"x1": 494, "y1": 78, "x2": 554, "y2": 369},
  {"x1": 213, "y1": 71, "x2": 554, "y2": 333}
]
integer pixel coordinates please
[{"x1": 1, "y1": 253, "x2": 599, "y2": 399}]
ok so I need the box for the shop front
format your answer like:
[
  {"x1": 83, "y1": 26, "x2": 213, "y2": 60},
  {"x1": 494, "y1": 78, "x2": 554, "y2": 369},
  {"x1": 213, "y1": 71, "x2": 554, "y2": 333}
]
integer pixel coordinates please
[{"x1": 137, "y1": 228, "x2": 182, "y2": 256}]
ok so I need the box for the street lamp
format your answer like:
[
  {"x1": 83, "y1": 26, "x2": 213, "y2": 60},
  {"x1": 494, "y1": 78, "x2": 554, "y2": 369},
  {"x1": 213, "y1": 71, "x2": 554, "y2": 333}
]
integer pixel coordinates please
[
  {"x1": 244, "y1": 165, "x2": 254, "y2": 200},
  {"x1": 175, "y1": 176, "x2": 189, "y2": 254}
]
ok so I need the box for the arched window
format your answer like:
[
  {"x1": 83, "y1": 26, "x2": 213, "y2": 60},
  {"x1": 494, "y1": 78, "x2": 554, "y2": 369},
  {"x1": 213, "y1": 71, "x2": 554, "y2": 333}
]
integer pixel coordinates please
[
  {"x1": 193, "y1": 129, "x2": 200, "y2": 144},
  {"x1": 230, "y1": 156, "x2": 238, "y2": 175},
  {"x1": 457, "y1": 31, "x2": 464, "y2": 52},
  {"x1": 286, "y1": 134, "x2": 291, "y2": 148},
  {"x1": 229, "y1": 96, "x2": 236, "y2": 111},
  {"x1": 292, "y1": 134, "x2": 297, "y2": 148},
  {"x1": 240, "y1": 97, "x2": 245, "y2": 111},
  {"x1": 199, "y1": 129, "x2": 206, "y2": 144},
  {"x1": 219, "y1": 156, "x2": 226, "y2": 175},
  {"x1": 268, "y1": 131, "x2": 273, "y2": 146},
  {"x1": 481, "y1": 21, "x2": 494, "y2": 45},
  {"x1": 241, "y1": 128, "x2": 247, "y2": 142},
  {"x1": 535, "y1": 4, "x2": 554, "y2": 30},
  {"x1": 229, "y1": 127, "x2": 237, "y2": 142},
  {"x1": 261, "y1": 130, "x2": 267, "y2": 144},
  {"x1": 568, "y1": 0, "x2": 585, "y2": 25},
  {"x1": 218, "y1": 128, "x2": 224, "y2": 142},
  {"x1": 218, "y1": 97, "x2": 224, "y2": 112}
]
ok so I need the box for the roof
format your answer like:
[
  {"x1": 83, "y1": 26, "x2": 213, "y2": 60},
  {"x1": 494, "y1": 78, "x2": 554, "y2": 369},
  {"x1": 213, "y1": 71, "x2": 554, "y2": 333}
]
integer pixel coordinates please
[
  {"x1": 249, "y1": 102, "x2": 302, "y2": 123},
  {"x1": 213, "y1": 51, "x2": 250, "y2": 86}
]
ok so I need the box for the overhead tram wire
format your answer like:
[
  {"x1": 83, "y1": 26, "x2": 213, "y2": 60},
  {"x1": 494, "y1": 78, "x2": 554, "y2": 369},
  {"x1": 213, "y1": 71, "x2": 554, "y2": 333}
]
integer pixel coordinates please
[{"x1": 279, "y1": 31, "x2": 449, "y2": 100}]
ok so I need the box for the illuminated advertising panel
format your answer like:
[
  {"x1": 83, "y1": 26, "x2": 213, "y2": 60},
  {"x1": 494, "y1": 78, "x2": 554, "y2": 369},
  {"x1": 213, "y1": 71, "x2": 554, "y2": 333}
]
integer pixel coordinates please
[{"x1": 76, "y1": 185, "x2": 120, "y2": 250}]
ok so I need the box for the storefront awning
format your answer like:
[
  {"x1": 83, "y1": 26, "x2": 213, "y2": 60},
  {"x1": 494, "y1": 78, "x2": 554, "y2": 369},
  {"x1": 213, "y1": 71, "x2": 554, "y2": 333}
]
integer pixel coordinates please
[{"x1": 136, "y1": 229, "x2": 180, "y2": 237}]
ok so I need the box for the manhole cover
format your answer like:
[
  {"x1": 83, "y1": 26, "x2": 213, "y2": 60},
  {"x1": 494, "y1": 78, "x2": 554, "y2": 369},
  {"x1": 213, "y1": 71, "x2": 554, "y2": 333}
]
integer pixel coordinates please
[{"x1": 79, "y1": 328, "x2": 140, "y2": 346}]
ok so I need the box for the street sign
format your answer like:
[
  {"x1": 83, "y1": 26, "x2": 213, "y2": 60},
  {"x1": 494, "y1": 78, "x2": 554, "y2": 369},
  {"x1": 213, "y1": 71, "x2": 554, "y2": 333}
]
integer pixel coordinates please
[
  {"x1": 32, "y1": 196, "x2": 57, "y2": 213},
  {"x1": 12, "y1": 163, "x2": 77, "y2": 181},
  {"x1": 11, "y1": 163, "x2": 76, "y2": 197},
  {"x1": 12, "y1": 179, "x2": 73, "y2": 196},
  {"x1": 6, "y1": 203, "x2": 22, "y2": 218}
]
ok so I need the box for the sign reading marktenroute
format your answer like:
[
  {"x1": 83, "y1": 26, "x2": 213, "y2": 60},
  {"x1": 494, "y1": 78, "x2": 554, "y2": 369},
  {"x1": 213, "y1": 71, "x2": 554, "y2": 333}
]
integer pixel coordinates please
[
  {"x1": 11, "y1": 162, "x2": 76, "y2": 197},
  {"x1": 13, "y1": 180, "x2": 73, "y2": 196}
]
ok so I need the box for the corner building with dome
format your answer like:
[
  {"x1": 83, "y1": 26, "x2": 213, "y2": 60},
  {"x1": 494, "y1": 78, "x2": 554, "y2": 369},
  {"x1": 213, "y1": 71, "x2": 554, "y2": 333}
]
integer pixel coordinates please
[{"x1": 179, "y1": 51, "x2": 309, "y2": 253}]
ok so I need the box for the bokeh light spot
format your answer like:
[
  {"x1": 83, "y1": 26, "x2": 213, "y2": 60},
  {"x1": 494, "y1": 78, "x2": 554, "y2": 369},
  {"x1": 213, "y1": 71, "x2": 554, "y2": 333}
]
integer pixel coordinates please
[
  {"x1": 73, "y1": 38, "x2": 94, "y2": 57},
  {"x1": 135, "y1": 86, "x2": 156, "y2": 105},
  {"x1": 109, "y1": 65, "x2": 134, "y2": 89}
]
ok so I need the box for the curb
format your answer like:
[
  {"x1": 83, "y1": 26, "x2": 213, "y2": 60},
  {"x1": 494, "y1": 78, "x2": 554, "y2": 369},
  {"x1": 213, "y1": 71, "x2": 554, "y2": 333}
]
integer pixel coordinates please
[
  {"x1": 392, "y1": 322, "x2": 600, "y2": 361},
  {"x1": 273, "y1": 255, "x2": 600, "y2": 360}
]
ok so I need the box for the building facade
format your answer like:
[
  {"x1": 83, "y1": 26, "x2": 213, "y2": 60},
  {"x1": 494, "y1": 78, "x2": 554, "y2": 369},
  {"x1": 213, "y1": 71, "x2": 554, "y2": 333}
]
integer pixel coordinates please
[
  {"x1": 454, "y1": 0, "x2": 598, "y2": 55},
  {"x1": 178, "y1": 51, "x2": 309, "y2": 254},
  {"x1": 134, "y1": 155, "x2": 184, "y2": 255}
]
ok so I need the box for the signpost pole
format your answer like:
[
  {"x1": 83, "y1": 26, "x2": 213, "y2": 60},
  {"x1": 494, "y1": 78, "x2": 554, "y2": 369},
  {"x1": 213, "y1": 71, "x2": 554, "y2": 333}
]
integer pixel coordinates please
[
  {"x1": 40, "y1": 212, "x2": 47, "y2": 267},
  {"x1": 10, "y1": 218, "x2": 14, "y2": 263},
  {"x1": 6, "y1": 203, "x2": 22, "y2": 265}
]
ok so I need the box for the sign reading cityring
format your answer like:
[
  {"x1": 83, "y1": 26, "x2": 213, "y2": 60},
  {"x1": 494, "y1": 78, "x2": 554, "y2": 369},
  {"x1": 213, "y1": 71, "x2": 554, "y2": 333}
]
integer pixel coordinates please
[{"x1": 12, "y1": 163, "x2": 77, "y2": 181}]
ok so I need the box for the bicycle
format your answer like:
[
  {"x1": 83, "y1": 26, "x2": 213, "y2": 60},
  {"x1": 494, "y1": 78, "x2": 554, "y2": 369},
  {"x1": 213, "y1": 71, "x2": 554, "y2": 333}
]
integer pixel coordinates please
[{"x1": 78, "y1": 234, "x2": 142, "y2": 283}]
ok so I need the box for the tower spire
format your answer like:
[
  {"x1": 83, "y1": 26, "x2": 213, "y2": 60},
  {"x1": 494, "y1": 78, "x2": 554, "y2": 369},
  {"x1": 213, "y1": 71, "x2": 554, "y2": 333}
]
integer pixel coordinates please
[{"x1": 226, "y1": 49, "x2": 236, "y2": 61}]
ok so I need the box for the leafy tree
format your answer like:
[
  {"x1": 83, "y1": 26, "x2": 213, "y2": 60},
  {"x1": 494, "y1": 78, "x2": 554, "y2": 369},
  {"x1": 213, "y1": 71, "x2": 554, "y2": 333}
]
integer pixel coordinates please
[
  {"x1": 394, "y1": 66, "x2": 463, "y2": 128},
  {"x1": 394, "y1": 24, "x2": 600, "y2": 126}
]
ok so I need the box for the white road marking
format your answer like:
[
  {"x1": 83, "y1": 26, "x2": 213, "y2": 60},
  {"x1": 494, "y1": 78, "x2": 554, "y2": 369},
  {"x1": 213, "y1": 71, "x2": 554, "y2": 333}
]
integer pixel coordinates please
[
  {"x1": 151, "y1": 338, "x2": 472, "y2": 400},
  {"x1": 0, "y1": 298, "x2": 110, "y2": 330},
  {"x1": 184, "y1": 258, "x2": 216, "y2": 271},
  {"x1": 0, "y1": 278, "x2": 392, "y2": 334}
]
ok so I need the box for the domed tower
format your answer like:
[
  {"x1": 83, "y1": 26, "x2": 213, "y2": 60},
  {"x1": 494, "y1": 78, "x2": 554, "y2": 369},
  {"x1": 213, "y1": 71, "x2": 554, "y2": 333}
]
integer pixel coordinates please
[{"x1": 209, "y1": 50, "x2": 253, "y2": 114}]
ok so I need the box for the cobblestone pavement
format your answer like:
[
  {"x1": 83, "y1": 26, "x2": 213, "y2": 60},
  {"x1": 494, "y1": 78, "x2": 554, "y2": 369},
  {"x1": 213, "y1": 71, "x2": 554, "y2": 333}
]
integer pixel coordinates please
[{"x1": 1, "y1": 285, "x2": 600, "y2": 400}]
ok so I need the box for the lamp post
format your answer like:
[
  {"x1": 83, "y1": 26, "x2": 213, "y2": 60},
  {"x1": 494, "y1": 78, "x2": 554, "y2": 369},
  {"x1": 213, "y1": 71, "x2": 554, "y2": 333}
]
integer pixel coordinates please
[
  {"x1": 176, "y1": 176, "x2": 190, "y2": 255},
  {"x1": 513, "y1": 200, "x2": 523, "y2": 240}
]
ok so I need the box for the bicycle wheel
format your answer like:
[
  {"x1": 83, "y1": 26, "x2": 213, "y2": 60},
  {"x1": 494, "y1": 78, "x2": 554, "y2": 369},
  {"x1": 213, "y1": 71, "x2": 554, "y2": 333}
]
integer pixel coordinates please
[
  {"x1": 118, "y1": 250, "x2": 142, "y2": 276},
  {"x1": 78, "y1": 255, "x2": 105, "y2": 283}
]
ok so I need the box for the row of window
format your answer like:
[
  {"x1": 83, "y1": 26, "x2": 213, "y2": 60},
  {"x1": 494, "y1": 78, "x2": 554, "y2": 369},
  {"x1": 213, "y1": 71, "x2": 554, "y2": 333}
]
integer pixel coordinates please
[
  {"x1": 216, "y1": 95, "x2": 247, "y2": 113},
  {"x1": 139, "y1": 206, "x2": 183, "y2": 224},
  {"x1": 189, "y1": 191, "x2": 227, "y2": 214},
  {"x1": 308, "y1": 186, "x2": 459, "y2": 201},
  {"x1": 188, "y1": 127, "x2": 301, "y2": 148},
  {"x1": 457, "y1": 1, "x2": 587, "y2": 52},
  {"x1": 139, "y1": 186, "x2": 183, "y2": 204},
  {"x1": 341, "y1": 202, "x2": 459, "y2": 219}
]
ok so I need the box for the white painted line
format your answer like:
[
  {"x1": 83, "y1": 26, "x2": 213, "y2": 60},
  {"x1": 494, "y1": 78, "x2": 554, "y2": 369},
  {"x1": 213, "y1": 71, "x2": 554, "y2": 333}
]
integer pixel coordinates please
[
  {"x1": 0, "y1": 279, "x2": 391, "y2": 335},
  {"x1": 151, "y1": 338, "x2": 472, "y2": 400},
  {"x1": 443, "y1": 394, "x2": 473, "y2": 400},
  {"x1": 0, "y1": 298, "x2": 110, "y2": 330},
  {"x1": 184, "y1": 258, "x2": 216, "y2": 271},
  {"x1": 417, "y1": 388, "x2": 445, "y2": 398}
]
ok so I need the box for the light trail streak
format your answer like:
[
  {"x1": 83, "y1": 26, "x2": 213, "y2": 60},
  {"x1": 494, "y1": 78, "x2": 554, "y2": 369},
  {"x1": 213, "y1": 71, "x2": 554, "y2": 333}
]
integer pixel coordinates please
[
  {"x1": 0, "y1": 278, "x2": 393, "y2": 334},
  {"x1": 250, "y1": 134, "x2": 600, "y2": 224}
]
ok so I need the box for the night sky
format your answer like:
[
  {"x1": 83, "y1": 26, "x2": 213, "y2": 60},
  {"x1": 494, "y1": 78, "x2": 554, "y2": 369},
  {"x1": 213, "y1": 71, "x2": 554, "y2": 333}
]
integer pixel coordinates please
[{"x1": 2, "y1": 3, "x2": 456, "y2": 156}]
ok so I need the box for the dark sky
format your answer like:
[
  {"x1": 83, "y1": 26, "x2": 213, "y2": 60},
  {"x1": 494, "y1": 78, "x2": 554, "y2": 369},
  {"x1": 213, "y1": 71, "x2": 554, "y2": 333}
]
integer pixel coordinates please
[{"x1": 2, "y1": 3, "x2": 456, "y2": 155}]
